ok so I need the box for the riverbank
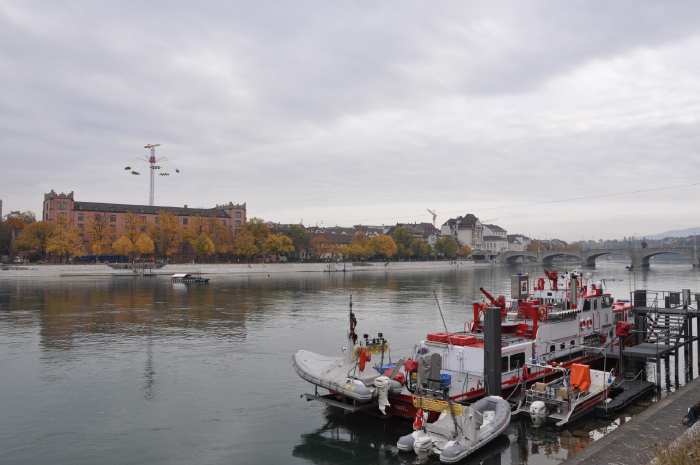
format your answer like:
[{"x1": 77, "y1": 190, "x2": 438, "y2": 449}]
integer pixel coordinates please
[
  {"x1": 0, "y1": 259, "x2": 493, "y2": 278},
  {"x1": 562, "y1": 378, "x2": 700, "y2": 465}
]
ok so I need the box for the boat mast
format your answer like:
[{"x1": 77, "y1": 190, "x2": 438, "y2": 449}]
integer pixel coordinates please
[{"x1": 347, "y1": 295, "x2": 357, "y2": 362}]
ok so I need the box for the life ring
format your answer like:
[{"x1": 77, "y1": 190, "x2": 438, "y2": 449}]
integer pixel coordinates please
[{"x1": 536, "y1": 278, "x2": 545, "y2": 290}]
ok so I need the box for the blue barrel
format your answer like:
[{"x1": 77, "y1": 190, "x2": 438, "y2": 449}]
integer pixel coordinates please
[
  {"x1": 440, "y1": 373, "x2": 451, "y2": 388},
  {"x1": 380, "y1": 364, "x2": 396, "y2": 373}
]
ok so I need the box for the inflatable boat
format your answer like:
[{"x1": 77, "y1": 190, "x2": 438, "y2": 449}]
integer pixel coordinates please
[
  {"x1": 397, "y1": 396, "x2": 511, "y2": 463},
  {"x1": 292, "y1": 349, "x2": 382, "y2": 403}
]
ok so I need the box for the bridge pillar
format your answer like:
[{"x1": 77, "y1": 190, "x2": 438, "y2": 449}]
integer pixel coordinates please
[
  {"x1": 582, "y1": 253, "x2": 596, "y2": 268},
  {"x1": 628, "y1": 250, "x2": 645, "y2": 270}
]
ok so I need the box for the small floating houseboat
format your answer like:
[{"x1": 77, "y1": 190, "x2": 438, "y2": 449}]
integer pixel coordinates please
[{"x1": 171, "y1": 273, "x2": 209, "y2": 284}]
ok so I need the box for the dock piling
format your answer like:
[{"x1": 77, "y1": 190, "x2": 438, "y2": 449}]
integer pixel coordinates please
[{"x1": 483, "y1": 306, "x2": 502, "y2": 397}]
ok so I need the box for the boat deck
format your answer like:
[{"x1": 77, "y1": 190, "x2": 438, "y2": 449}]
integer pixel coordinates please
[{"x1": 595, "y1": 379, "x2": 656, "y2": 415}]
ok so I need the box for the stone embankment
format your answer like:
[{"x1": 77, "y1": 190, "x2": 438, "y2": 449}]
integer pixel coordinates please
[
  {"x1": 0, "y1": 260, "x2": 491, "y2": 278},
  {"x1": 562, "y1": 378, "x2": 700, "y2": 465}
]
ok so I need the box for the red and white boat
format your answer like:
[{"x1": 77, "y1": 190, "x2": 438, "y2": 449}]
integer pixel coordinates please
[{"x1": 294, "y1": 271, "x2": 632, "y2": 420}]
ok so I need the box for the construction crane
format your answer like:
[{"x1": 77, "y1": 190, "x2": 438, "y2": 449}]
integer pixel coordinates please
[
  {"x1": 427, "y1": 208, "x2": 437, "y2": 226},
  {"x1": 123, "y1": 144, "x2": 181, "y2": 206}
]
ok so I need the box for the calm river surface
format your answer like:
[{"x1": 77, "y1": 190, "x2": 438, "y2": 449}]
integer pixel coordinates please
[{"x1": 1, "y1": 262, "x2": 699, "y2": 465}]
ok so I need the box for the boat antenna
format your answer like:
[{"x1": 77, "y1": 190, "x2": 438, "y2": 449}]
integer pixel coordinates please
[{"x1": 432, "y1": 290, "x2": 453, "y2": 346}]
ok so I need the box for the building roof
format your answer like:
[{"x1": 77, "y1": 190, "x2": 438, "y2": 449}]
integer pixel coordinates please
[
  {"x1": 442, "y1": 213, "x2": 480, "y2": 229},
  {"x1": 388, "y1": 222, "x2": 439, "y2": 238},
  {"x1": 74, "y1": 201, "x2": 232, "y2": 218},
  {"x1": 484, "y1": 224, "x2": 506, "y2": 233}
]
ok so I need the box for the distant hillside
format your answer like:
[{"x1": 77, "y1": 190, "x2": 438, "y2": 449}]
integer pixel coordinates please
[{"x1": 647, "y1": 227, "x2": 700, "y2": 240}]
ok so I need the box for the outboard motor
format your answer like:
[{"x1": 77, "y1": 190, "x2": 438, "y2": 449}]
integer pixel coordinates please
[{"x1": 529, "y1": 401, "x2": 547, "y2": 427}]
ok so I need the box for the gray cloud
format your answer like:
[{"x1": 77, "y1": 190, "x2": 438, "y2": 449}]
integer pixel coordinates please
[{"x1": 2, "y1": 1, "x2": 700, "y2": 239}]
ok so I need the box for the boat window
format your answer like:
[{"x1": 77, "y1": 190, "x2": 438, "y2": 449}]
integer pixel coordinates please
[
  {"x1": 570, "y1": 340, "x2": 575, "y2": 346},
  {"x1": 560, "y1": 343, "x2": 565, "y2": 350},
  {"x1": 510, "y1": 353, "x2": 525, "y2": 371},
  {"x1": 583, "y1": 299, "x2": 591, "y2": 311},
  {"x1": 501, "y1": 356, "x2": 509, "y2": 373},
  {"x1": 593, "y1": 299, "x2": 598, "y2": 310},
  {"x1": 550, "y1": 345, "x2": 555, "y2": 353},
  {"x1": 603, "y1": 296, "x2": 613, "y2": 307}
]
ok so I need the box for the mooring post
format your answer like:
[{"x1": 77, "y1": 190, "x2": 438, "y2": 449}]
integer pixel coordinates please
[
  {"x1": 683, "y1": 323, "x2": 691, "y2": 384},
  {"x1": 665, "y1": 313, "x2": 671, "y2": 391},
  {"x1": 696, "y1": 314, "x2": 700, "y2": 377},
  {"x1": 674, "y1": 346, "x2": 680, "y2": 389},
  {"x1": 618, "y1": 335, "x2": 624, "y2": 376},
  {"x1": 633, "y1": 290, "x2": 647, "y2": 345},
  {"x1": 483, "y1": 306, "x2": 502, "y2": 397}
]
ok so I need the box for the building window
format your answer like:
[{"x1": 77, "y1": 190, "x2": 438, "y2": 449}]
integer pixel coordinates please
[
  {"x1": 140, "y1": 216, "x2": 146, "y2": 223},
  {"x1": 235, "y1": 211, "x2": 242, "y2": 218},
  {"x1": 235, "y1": 220, "x2": 241, "y2": 226},
  {"x1": 78, "y1": 214, "x2": 84, "y2": 222},
  {"x1": 110, "y1": 215, "x2": 116, "y2": 223},
  {"x1": 182, "y1": 217, "x2": 188, "y2": 225}
]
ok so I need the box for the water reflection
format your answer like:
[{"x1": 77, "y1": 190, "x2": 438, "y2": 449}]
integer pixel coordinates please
[
  {"x1": 1, "y1": 263, "x2": 699, "y2": 465},
  {"x1": 293, "y1": 410, "x2": 612, "y2": 465}
]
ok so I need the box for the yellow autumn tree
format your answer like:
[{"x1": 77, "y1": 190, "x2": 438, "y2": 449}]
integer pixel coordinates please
[
  {"x1": 369, "y1": 234, "x2": 397, "y2": 259},
  {"x1": 232, "y1": 228, "x2": 258, "y2": 261},
  {"x1": 457, "y1": 244, "x2": 472, "y2": 257},
  {"x1": 46, "y1": 217, "x2": 83, "y2": 262},
  {"x1": 124, "y1": 212, "x2": 141, "y2": 243},
  {"x1": 208, "y1": 218, "x2": 234, "y2": 255},
  {"x1": 153, "y1": 211, "x2": 183, "y2": 258},
  {"x1": 134, "y1": 233, "x2": 155, "y2": 258},
  {"x1": 15, "y1": 221, "x2": 55, "y2": 258},
  {"x1": 339, "y1": 232, "x2": 372, "y2": 260},
  {"x1": 86, "y1": 214, "x2": 112, "y2": 255},
  {"x1": 263, "y1": 233, "x2": 294, "y2": 258},
  {"x1": 309, "y1": 235, "x2": 337, "y2": 259},
  {"x1": 192, "y1": 233, "x2": 215, "y2": 261},
  {"x1": 112, "y1": 235, "x2": 134, "y2": 257}
]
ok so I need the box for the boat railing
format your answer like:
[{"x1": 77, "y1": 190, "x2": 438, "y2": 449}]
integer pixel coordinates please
[{"x1": 524, "y1": 390, "x2": 570, "y2": 412}]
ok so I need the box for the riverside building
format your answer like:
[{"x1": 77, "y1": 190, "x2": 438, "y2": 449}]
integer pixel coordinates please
[{"x1": 42, "y1": 190, "x2": 246, "y2": 244}]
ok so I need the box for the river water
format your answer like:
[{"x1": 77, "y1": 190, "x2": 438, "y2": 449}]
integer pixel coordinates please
[{"x1": 1, "y1": 262, "x2": 698, "y2": 465}]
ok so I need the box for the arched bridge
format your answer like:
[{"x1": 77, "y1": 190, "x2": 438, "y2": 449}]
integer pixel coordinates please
[{"x1": 498, "y1": 247, "x2": 699, "y2": 269}]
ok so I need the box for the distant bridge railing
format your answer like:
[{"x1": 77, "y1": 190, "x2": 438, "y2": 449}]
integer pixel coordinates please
[{"x1": 497, "y1": 247, "x2": 699, "y2": 269}]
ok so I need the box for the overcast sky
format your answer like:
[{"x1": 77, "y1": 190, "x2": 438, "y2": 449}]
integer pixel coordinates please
[{"x1": 2, "y1": 1, "x2": 700, "y2": 240}]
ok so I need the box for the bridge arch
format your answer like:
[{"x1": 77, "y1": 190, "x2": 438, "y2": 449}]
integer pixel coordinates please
[
  {"x1": 639, "y1": 250, "x2": 685, "y2": 268},
  {"x1": 541, "y1": 252, "x2": 583, "y2": 267},
  {"x1": 500, "y1": 251, "x2": 538, "y2": 265},
  {"x1": 583, "y1": 252, "x2": 611, "y2": 268}
]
